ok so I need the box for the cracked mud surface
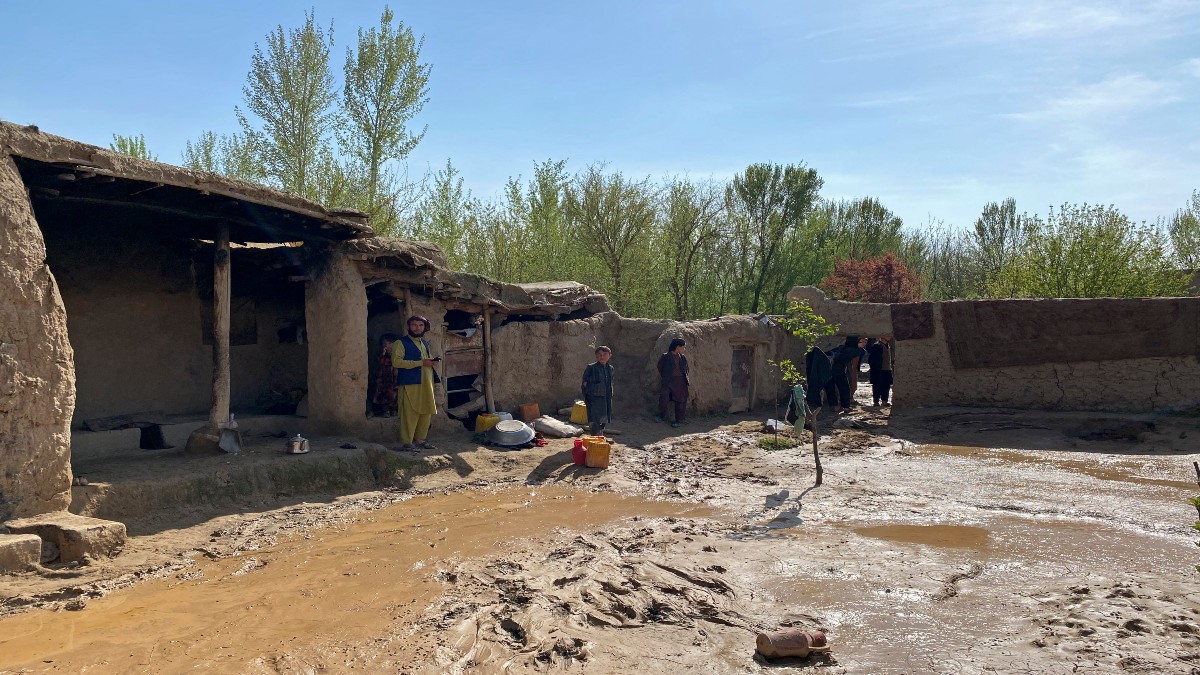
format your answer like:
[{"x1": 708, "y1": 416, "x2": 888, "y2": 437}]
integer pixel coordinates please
[{"x1": 1, "y1": 400, "x2": 1198, "y2": 674}]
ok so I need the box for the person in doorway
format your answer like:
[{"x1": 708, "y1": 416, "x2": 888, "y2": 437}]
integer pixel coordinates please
[
  {"x1": 829, "y1": 336, "x2": 861, "y2": 413},
  {"x1": 867, "y1": 335, "x2": 894, "y2": 407},
  {"x1": 372, "y1": 333, "x2": 398, "y2": 417},
  {"x1": 393, "y1": 315, "x2": 440, "y2": 451},
  {"x1": 581, "y1": 346, "x2": 614, "y2": 435},
  {"x1": 656, "y1": 338, "x2": 690, "y2": 427}
]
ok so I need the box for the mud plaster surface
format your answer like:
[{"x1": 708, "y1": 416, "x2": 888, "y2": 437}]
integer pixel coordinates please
[{"x1": 1, "y1": 387, "x2": 1199, "y2": 674}]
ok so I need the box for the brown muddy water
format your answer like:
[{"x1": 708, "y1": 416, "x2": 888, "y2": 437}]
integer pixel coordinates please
[
  {"x1": 0, "y1": 489, "x2": 705, "y2": 673},
  {"x1": 2, "y1": 433, "x2": 1198, "y2": 674}
]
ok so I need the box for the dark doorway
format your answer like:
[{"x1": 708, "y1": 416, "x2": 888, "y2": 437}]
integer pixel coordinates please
[{"x1": 730, "y1": 346, "x2": 754, "y2": 412}]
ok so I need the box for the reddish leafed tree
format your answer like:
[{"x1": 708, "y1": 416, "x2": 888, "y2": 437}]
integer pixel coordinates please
[{"x1": 819, "y1": 252, "x2": 922, "y2": 303}]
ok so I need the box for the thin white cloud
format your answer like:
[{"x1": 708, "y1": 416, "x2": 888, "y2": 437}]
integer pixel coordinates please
[
  {"x1": 965, "y1": 0, "x2": 1199, "y2": 43},
  {"x1": 1004, "y1": 72, "x2": 1180, "y2": 122},
  {"x1": 1184, "y1": 58, "x2": 1200, "y2": 78}
]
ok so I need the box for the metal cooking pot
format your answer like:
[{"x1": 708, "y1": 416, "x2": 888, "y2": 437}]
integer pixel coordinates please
[{"x1": 487, "y1": 419, "x2": 536, "y2": 446}]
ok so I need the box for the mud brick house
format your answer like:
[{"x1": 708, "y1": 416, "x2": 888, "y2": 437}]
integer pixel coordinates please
[{"x1": 0, "y1": 122, "x2": 800, "y2": 530}]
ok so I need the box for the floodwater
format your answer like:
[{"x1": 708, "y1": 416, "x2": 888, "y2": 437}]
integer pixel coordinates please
[
  {"x1": 0, "y1": 489, "x2": 704, "y2": 673},
  {"x1": 2, "y1": 433, "x2": 1197, "y2": 674}
]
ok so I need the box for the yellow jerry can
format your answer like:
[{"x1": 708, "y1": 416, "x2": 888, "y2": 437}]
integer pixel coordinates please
[
  {"x1": 475, "y1": 413, "x2": 500, "y2": 433},
  {"x1": 570, "y1": 401, "x2": 589, "y2": 425}
]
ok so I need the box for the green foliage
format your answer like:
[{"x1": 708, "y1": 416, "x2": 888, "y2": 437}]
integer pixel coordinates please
[
  {"x1": 758, "y1": 437, "x2": 798, "y2": 451},
  {"x1": 1190, "y1": 495, "x2": 1200, "y2": 572},
  {"x1": 726, "y1": 163, "x2": 824, "y2": 313},
  {"x1": 410, "y1": 159, "x2": 475, "y2": 268},
  {"x1": 904, "y1": 219, "x2": 982, "y2": 301},
  {"x1": 179, "y1": 6, "x2": 429, "y2": 235},
  {"x1": 237, "y1": 9, "x2": 339, "y2": 202},
  {"x1": 990, "y1": 203, "x2": 1188, "y2": 298},
  {"x1": 973, "y1": 198, "x2": 1027, "y2": 296},
  {"x1": 661, "y1": 179, "x2": 723, "y2": 319},
  {"x1": 1169, "y1": 190, "x2": 1200, "y2": 270},
  {"x1": 564, "y1": 165, "x2": 658, "y2": 314},
  {"x1": 819, "y1": 197, "x2": 905, "y2": 262},
  {"x1": 340, "y1": 6, "x2": 431, "y2": 231},
  {"x1": 182, "y1": 130, "x2": 263, "y2": 183},
  {"x1": 157, "y1": 12, "x2": 1195, "y2": 314},
  {"x1": 769, "y1": 299, "x2": 839, "y2": 385},
  {"x1": 110, "y1": 134, "x2": 156, "y2": 161}
]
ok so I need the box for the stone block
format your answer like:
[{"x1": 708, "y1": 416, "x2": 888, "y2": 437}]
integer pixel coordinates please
[
  {"x1": 0, "y1": 533, "x2": 42, "y2": 573},
  {"x1": 4, "y1": 512, "x2": 126, "y2": 564}
]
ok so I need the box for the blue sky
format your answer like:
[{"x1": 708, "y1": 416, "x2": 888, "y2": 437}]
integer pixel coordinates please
[{"x1": 2, "y1": 1, "x2": 1197, "y2": 228}]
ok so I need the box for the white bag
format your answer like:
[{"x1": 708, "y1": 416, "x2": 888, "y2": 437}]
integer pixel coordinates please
[{"x1": 531, "y1": 415, "x2": 584, "y2": 438}]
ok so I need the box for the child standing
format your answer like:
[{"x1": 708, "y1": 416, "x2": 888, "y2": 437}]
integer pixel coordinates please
[{"x1": 581, "y1": 346, "x2": 614, "y2": 435}]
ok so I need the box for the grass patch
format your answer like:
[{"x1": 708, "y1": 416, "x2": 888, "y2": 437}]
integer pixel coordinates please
[{"x1": 757, "y1": 437, "x2": 799, "y2": 451}]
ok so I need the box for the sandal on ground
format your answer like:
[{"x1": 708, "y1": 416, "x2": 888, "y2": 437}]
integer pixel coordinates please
[{"x1": 415, "y1": 440, "x2": 436, "y2": 449}]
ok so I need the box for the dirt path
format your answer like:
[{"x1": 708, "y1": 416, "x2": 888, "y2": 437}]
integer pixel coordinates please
[{"x1": 2, "y1": 405, "x2": 1199, "y2": 674}]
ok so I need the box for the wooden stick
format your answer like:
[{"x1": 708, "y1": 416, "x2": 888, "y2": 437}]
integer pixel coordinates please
[{"x1": 809, "y1": 411, "x2": 822, "y2": 486}]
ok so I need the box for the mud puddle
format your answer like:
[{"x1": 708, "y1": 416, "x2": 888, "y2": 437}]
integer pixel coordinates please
[
  {"x1": 853, "y1": 523, "x2": 991, "y2": 549},
  {"x1": 0, "y1": 488, "x2": 705, "y2": 673},
  {"x1": 915, "y1": 443, "x2": 1198, "y2": 490}
]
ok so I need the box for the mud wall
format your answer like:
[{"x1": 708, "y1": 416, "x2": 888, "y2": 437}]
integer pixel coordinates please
[
  {"x1": 305, "y1": 254, "x2": 368, "y2": 432},
  {"x1": 490, "y1": 313, "x2": 800, "y2": 417},
  {"x1": 791, "y1": 286, "x2": 1200, "y2": 413},
  {"x1": 0, "y1": 152, "x2": 74, "y2": 520},
  {"x1": 897, "y1": 298, "x2": 1200, "y2": 412},
  {"x1": 37, "y1": 229, "x2": 307, "y2": 424}
]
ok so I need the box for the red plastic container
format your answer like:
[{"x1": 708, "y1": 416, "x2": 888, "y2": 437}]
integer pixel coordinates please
[{"x1": 571, "y1": 439, "x2": 587, "y2": 465}]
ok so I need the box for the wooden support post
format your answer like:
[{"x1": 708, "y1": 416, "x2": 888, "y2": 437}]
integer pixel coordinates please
[
  {"x1": 210, "y1": 223, "x2": 232, "y2": 427},
  {"x1": 185, "y1": 223, "x2": 232, "y2": 454},
  {"x1": 482, "y1": 308, "x2": 496, "y2": 413}
]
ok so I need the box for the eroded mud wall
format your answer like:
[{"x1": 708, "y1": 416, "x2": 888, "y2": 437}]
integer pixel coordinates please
[
  {"x1": 305, "y1": 253, "x2": 368, "y2": 432},
  {"x1": 0, "y1": 153, "x2": 73, "y2": 520},
  {"x1": 895, "y1": 298, "x2": 1200, "y2": 412},
  {"x1": 490, "y1": 313, "x2": 798, "y2": 417},
  {"x1": 646, "y1": 316, "x2": 801, "y2": 415},
  {"x1": 791, "y1": 286, "x2": 1200, "y2": 412}
]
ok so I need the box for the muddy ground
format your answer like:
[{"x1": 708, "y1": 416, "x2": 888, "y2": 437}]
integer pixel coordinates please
[{"x1": 2, "y1": 396, "x2": 1199, "y2": 674}]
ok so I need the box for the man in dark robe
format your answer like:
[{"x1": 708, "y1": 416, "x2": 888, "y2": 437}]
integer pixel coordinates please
[{"x1": 656, "y1": 338, "x2": 690, "y2": 427}]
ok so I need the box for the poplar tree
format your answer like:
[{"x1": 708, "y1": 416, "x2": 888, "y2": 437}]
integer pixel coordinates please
[
  {"x1": 237, "y1": 10, "x2": 338, "y2": 202},
  {"x1": 993, "y1": 203, "x2": 1187, "y2": 298},
  {"x1": 727, "y1": 163, "x2": 823, "y2": 313},
  {"x1": 661, "y1": 178, "x2": 723, "y2": 319},
  {"x1": 182, "y1": 131, "x2": 263, "y2": 183},
  {"x1": 110, "y1": 134, "x2": 156, "y2": 161},
  {"x1": 341, "y1": 6, "x2": 431, "y2": 230},
  {"x1": 564, "y1": 166, "x2": 657, "y2": 314},
  {"x1": 1168, "y1": 190, "x2": 1200, "y2": 269}
]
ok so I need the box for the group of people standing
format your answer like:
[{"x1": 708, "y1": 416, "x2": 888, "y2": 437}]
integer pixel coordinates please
[
  {"x1": 805, "y1": 335, "x2": 894, "y2": 415},
  {"x1": 373, "y1": 315, "x2": 694, "y2": 447},
  {"x1": 580, "y1": 338, "x2": 691, "y2": 434}
]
